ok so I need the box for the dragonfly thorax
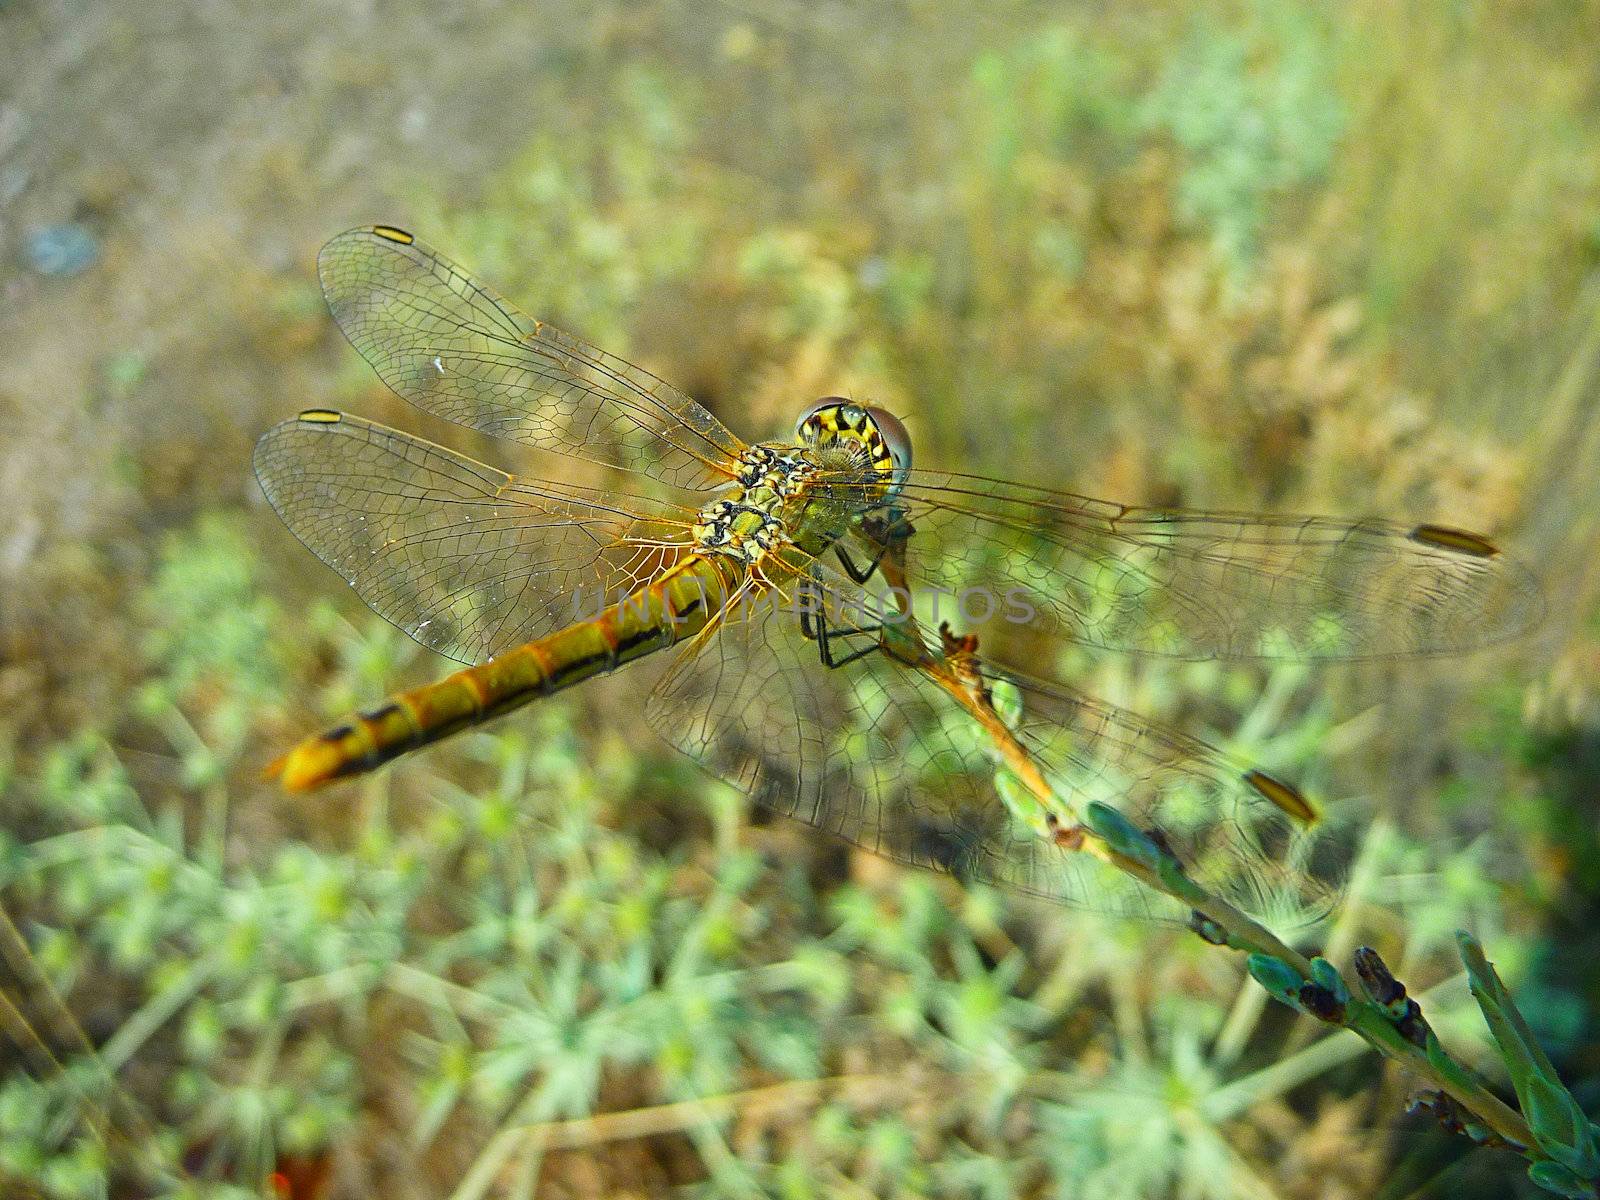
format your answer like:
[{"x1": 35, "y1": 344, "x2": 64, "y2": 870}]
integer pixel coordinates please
[
  {"x1": 694, "y1": 445, "x2": 815, "y2": 564},
  {"x1": 693, "y1": 497, "x2": 787, "y2": 562},
  {"x1": 733, "y1": 443, "x2": 811, "y2": 493}
]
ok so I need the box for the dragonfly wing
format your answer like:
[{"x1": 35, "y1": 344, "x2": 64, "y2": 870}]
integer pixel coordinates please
[
  {"x1": 978, "y1": 664, "x2": 1338, "y2": 922},
  {"x1": 317, "y1": 226, "x2": 746, "y2": 489},
  {"x1": 645, "y1": 562, "x2": 1334, "y2": 924},
  {"x1": 885, "y1": 471, "x2": 1543, "y2": 659},
  {"x1": 254, "y1": 410, "x2": 694, "y2": 665}
]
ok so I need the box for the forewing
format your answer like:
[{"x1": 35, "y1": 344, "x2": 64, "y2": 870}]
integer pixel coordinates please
[
  {"x1": 882, "y1": 472, "x2": 1543, "y2": 660},
  {"x1": 253, "y1": 411, "x2": 694, "y2": 665},
  {"x1": 317, "y1": 226, "x2": 746, "y2": 489},
  {"x1": 645, "y1": 562, "x2": 1333, "y2": 924}
]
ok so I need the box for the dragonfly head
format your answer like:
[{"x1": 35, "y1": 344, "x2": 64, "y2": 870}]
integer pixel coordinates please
[{"x1": 795, "y1": 399, "x2": 912, "y2": 497}]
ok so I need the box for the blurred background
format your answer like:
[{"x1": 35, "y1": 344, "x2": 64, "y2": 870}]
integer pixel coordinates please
[{"x1": 3, "y1": 1, "x2": 1599, "y2": 1197}]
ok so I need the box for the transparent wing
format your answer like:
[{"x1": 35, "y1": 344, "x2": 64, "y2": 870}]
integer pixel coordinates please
[
  {"x1": 317, "y1": 226, "x2": 747, "y2": 489},
  {"x1": 646, "y1": 562, "x2": 1333, "y2": 924},
  {"x1": 831, "y1": 470, "x2": 1544, "y2": 660},
  {"x1": 253, "y1": 410, "x2": 696, "y2": 665}
]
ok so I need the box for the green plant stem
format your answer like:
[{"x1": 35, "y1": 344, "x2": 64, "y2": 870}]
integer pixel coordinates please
[
  {"x1": 1092, "y1": 808, "x2": 1534, "y2": 1149},
  {"x1": 99, "y1": 957, "x2": 215, "y2": 1072},
  {"x1": 902, "y1": 600, "x2": 1539, "y2": 1156}
]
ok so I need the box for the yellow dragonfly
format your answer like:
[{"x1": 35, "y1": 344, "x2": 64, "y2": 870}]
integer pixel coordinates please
[{"x1": 254, "y1": 225, "x2": 1542, "y2": 924}]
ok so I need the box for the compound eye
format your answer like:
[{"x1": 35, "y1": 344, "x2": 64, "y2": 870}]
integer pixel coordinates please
[
  {"x1": 795, "y1": 396, "x2": 851, "y2": 440},
  {"x1": 865, "y1": 406, "x2": 913, "y2": 479}
]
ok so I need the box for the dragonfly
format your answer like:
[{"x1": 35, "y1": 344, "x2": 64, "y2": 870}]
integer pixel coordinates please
[{"x1": 254, "y1": 224, "x2": 1542, "y2": 925}]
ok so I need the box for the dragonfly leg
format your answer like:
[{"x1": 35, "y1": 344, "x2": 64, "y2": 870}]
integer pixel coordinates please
[
  {"x1": 799, "y1": 602, "x2": 882, "y2": 670},
  {"x1": 836, "y1": 505, "x2": 915, "y2": 584},
  {"x1": 833, "y1": 543, "x2": 885, "y2": 584}
]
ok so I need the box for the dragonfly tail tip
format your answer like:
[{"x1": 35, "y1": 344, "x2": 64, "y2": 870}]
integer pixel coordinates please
[{"x1": 261, "y1": 747, "x2": 329, "y2": 792}]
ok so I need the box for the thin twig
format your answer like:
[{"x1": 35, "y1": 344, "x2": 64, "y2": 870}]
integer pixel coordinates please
[{"x1": 511, "y1": 1073, "x2": 909, "y2": 1150}]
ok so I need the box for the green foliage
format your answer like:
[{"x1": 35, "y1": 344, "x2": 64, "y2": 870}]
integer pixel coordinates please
[
  {"x1": 1143, "y1": 6, "x2": 1345, "y2": 276},
  {"x1": 1461, "y1": 934, "x2": 1600, "y2": 1191},
  {"x1": 403, "y1": 64, "x2": 708, "y2": 355},
  {"x1": 958, "y1": 24, "x2": 1136, "y2": 286}
]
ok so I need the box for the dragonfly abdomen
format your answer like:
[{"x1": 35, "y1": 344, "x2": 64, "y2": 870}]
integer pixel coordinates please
[{"x1": 266, "y1": 555, "x2": 737, "y2": 791}]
